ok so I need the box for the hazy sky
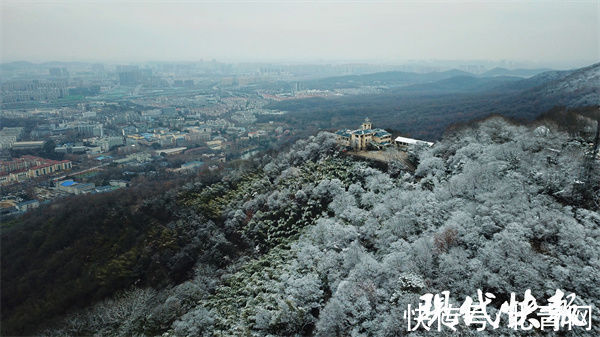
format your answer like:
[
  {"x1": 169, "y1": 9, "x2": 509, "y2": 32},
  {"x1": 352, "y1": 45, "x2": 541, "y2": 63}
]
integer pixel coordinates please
[{"x1": 1, "y1": 0, "x2": 598, "y2": 66}]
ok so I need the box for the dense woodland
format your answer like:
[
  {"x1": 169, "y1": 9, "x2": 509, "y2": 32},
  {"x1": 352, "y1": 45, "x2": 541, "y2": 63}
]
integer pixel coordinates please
[{"x1": 2, "y1": 108, "x2": 599, "y2": 335}]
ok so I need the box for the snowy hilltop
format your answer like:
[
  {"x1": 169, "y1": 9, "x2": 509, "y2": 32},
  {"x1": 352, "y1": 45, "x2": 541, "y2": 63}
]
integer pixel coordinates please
[{"x1": 21, "y1": 116, "x2": 598, "y2": 336}]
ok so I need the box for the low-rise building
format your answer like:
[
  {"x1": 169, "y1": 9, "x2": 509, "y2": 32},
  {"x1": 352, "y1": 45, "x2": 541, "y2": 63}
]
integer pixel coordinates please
[
  {"x1": 206, "y1": 139, "x2": 223, "y2": 151},
  {"x1": 155, "y1": 147, "x2": 187, "y2": 156},
  {"x1": 94, "y1": 186, "x2": 115, "y2": 193},
  {"x1": 109, "y1": 180, "x2": 129, "y2": 188},
  {"x1": 114, "y1": 152, "x2": 152, "y2": 164},
  {"x1": 16, "y1": 200, "x2": 40, "y2": 212},
  {"x1": 0, "y1": 155, "x2": 72, "y2": 185},
  {"x1": 11, "y1": 141, "x2": 45, "y2": 150},
  {"x1": 87, "y1": 136, "x2": 124, "y2": 152},
  {"x1": 0, "y1": 127, "x2": 24, "y2": 140},
  {"x1": 394, "y1": 136, "x2": 434, "y2": 148},
  {"x1": 0, "y1": 136, "x2": 16, "y2": 150},
  {"x1": 56, "y1": 180, "x2": 96, "y2": 194}
]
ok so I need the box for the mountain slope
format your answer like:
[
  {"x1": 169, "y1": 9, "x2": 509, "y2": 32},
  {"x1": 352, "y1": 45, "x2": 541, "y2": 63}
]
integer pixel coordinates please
[
  {"x1": 393, "y1": 75, "x2": 523, "y2": 94},
  {"x1": 495, "y1": 62, "x2": 600, "y2": 114},
  {"x1": 527, "y1": 62, "x2": 600, "y2": 106}
]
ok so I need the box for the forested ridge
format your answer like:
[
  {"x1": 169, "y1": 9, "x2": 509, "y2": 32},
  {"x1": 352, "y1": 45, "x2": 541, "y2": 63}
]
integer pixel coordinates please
[{"x1": 2, "y1": 113, "x2": 600, "y2": 336}]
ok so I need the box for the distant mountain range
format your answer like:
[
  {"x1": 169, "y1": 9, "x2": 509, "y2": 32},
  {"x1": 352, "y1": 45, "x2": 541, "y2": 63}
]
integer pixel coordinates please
[
  {"x1": 396, "y1": 63, "x2": 599, "y2": 99},
  {"x1": 271, "y1": 62, "x2": 600, "y2": 140},
  {"x1": 300, "y1": 69, "x2": 474, "y2": 89},
  {"x1": 392, "y1": 75, "x2": 524, "y2": 94},
  {"x1": 301, "y1": 63, "x2": 599, "y2": 99},
  {"x1": 481, "y1": 67, "x2": 553, "y2": 77},
  {"x1": 327, "y1": 62, "x2": 600, "y2": 106}
]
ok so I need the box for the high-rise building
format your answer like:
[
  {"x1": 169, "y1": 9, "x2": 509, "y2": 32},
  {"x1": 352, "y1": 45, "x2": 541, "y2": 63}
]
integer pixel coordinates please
[
  {"x1": 0, "y1": 80, "x2": 68, "y2": 103},
  {"x1": 118, "y1": 65, "x2": 141, "y2": 85},
  {"x1": 49, "y1": 67, "x2": 69, "y2": 78},
  {"x1": 77, "y1": 124, "x2": 103, "y2": 138}
]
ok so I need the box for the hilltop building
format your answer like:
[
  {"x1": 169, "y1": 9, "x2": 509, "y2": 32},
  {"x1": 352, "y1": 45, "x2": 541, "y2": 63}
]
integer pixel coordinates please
[{"x1": 335, "y1": 118, "x2": 392, "y2": 150}]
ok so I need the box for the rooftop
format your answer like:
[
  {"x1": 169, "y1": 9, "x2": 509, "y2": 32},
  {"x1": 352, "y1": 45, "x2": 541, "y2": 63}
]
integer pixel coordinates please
[
  {"x1": 395, "y1": 136, "x2": 434, "y2": 147},
  {"x1": 60, "y1": 180, "x2": 77, "y2": 187}
]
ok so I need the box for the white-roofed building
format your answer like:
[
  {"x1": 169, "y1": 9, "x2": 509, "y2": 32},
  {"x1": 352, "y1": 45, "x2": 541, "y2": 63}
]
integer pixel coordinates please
[{"x1": 394, "y1": 136, "x2": 434, "y2": 147}]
